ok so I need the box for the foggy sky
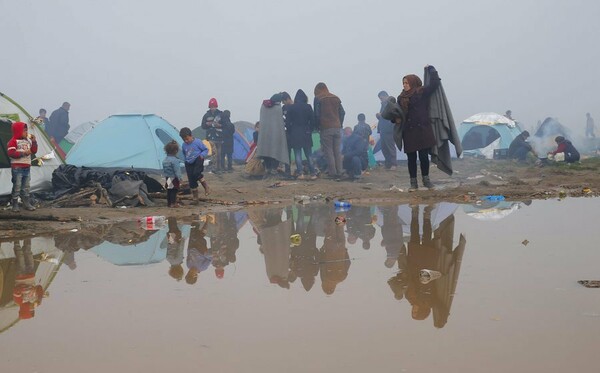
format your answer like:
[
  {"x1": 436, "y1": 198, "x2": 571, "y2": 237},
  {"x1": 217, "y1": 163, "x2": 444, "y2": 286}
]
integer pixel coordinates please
[{"x1": 2, "y1": 0, "x2": 599, "y2": 135}]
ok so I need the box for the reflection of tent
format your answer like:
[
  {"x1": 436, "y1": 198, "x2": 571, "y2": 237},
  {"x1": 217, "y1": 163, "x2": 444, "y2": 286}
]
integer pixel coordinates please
[
  {"x1": 90, "y1": 228, "x2": 167, "y2": 266},
  {"x1": 459, "y1": 112, "x2": 522, "y2": 159},
  {"x1": 0, "y1": 92, "x2": 65, "y2": 196},
  {"x1": 60, "y1": 120, "x2": 97, "y2": 155},
  {"x1": 463, "y1": 201, "x2": 526, "y2": 221},
  {"x1": 0, "y1": 237, "x2": 64, "y2": 334},
  {"x1": 67, "y1": 114, "x2": 183, "y2": 171}
]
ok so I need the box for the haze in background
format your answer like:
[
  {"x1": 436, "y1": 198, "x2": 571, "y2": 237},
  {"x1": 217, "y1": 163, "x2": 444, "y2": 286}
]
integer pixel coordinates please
[{"x1": 2, "y1": 0, "x2": 598, "y2": 135}]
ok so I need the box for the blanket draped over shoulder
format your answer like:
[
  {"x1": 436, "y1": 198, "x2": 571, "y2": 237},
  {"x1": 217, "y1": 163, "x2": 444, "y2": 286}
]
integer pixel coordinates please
[
  {"x1": 381, "y1": 97, "x2": 405, "y2": 152},
  {"x1": 425, "y1": 68, "x2": 462, "y2": 175}
]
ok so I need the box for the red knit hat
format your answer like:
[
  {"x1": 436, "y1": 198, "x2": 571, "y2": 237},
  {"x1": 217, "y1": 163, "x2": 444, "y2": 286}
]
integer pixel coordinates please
[{"x1": 208, "y1": 98, "x2": 218, "y2": 108}]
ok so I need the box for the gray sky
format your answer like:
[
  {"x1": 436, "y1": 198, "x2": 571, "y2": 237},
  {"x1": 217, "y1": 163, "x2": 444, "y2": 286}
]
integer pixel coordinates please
[{"x1": 2, "y1": 0, "x2": 599, "y2": 134}]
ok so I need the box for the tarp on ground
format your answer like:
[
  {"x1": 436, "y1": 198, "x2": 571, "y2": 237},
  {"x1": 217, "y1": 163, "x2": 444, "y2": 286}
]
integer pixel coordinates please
[
  {"x1": 0, "y1": 92, "x2": 65, "y2": 196},
  {"x1": 66, "y1": 114, "x2": 183, "y2": 171},
  {"x1": 458, "y1": 112, "x2": 523, "y2": 159}
]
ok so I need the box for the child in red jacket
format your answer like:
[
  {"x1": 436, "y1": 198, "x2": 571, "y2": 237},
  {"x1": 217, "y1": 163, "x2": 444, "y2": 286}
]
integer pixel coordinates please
[{"x1": 7, "y1": 121, "x2": 38, "y2": 212}]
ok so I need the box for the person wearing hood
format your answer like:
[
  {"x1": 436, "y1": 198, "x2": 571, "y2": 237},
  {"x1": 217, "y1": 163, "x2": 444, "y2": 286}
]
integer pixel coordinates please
[
  {"x1": 256, "y1": 93, "x2": 290, "y2": 174},
  {"x1": 201, "y1": 98, "x2": 224, "y2": 172},
  {"x1": 314, "y1": 82, "x2": 345, "y2": 179},
  {"x1": 397, "y1": 66, "x2": 440, "y2": 191},
  {"x1": 220, "y1": 110, "x2": 236, "y2": 171},
  {"x1": 7, "y1": 121, "x2": 38, "y2": 212},
  {"x1": 548, "y1": 136, "x2": 580, "y2": 163},
  {"x1": 376, "y1": 91, "x2": 397, "y2": 170},
  {"x1": 284, "y1": 89, "x2": 318, "y2": 180}
]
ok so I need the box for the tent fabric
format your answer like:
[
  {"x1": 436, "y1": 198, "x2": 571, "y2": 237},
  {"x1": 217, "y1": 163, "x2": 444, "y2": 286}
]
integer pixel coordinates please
[
  {"x1": 66, "y1": 114, "x2": 183, "y2": 171},
  {"x1": 0, "y1": 92, "x2": 65, "y2": 196},
  {"x1": 458, "y1": 112, "x2": 523, "y2": 159},
  {"x1": 61, "y1": 121, "x2": 97, "y2": 155}
]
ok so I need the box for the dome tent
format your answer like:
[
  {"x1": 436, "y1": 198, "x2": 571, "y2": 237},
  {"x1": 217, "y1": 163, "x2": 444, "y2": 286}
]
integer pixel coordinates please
[
  {"x1": 66, "y1": 114, "x2": 183, "y2": 171},
  {"x1": 0, "y1": 92, "x2": 65, "y2": 196},
  {"x1": 458, "y1": 112, "x2": 523, "y2": 159}
]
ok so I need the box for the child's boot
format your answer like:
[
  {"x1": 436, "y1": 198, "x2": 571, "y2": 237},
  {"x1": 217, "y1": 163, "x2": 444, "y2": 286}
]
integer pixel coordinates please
[
  {"x1": 11, "y1": 198, "x2": 20, "y2": 213},
  {"x1": 22, "y1": 196, "x2": 36, "y2": 211},
  {"x1": 191, "y1": 188, "x2": 200, "y2": 205},
  {"x1": 200, "y1": 180, "x2": 210, "y2": 196}
]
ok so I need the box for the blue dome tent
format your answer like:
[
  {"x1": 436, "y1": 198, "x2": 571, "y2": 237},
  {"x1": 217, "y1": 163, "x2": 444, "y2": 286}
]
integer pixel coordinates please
[{"x1": 458, "y1": 112, "x2": 523, "y2": 159}]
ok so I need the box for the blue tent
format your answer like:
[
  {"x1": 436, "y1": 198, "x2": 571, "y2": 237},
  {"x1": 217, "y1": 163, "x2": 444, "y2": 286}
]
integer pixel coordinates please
[
  {"x1": 66, "y1": 114, "x2": 183, "y2": 171},
  {"x1": 458, "y1": 112, "x2": 523, "y2": 159}
]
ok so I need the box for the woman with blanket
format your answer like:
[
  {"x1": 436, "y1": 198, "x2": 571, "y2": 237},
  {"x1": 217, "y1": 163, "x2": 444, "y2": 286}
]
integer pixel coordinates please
[
  {"x1": 256, "y1": 93, "x2": 290, "y2": 175},
  {"x1": 397, "y1": 65, "x2": 440, "y2": 191}
]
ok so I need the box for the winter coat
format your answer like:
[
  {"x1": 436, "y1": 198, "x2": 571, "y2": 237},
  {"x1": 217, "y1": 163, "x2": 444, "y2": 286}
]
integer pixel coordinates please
[
  {"x1": 201, "y1": 109, "x2": 223, "y2": 142},
  {"x1": 256, "y1": 101, "x2": 289, "y2": 164},
  {"x1": 397, "y1": 67, "x2": 440, "y2": 153},
  {"x1": 47, "y1": 107, "x2": 70, "y2": 143},
  {"x1": 285, "y1": 90, "x2": 314, "y2": 149},
  {"x1": 220, "y1": 116, "x2": 236, "y2": 154},
  {"x1": 7, "y1": 121, "x2": 38, "y2": 168},
  {"x1": 314, "y1": 86, "x2": 345, "y2": 130}
]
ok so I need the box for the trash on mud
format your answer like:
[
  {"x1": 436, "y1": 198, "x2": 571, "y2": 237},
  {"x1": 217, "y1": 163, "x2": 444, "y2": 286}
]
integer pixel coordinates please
[
  {"x1": 334, "y1": 216, "x2": 346, "y2": 225},
  {"x1": 482, "y1": 195, "x2": 505, "y2": 201},
  {"x1": 419, "y1": 269, "x2": 442, "y2": 284},
  {"x1": 290, "y1": 234, "x2": 301, "y2": 246},
  {"x1": 522, "y1": 239, "x2": 529, "y2": 246},
  {"x1": 138, "y1": 215, "x2": 166, "y2": 230},
  {"x1": 558, "y1": 190, "x2": 567, "y2": 198},
  {"x1": 268, "y1": 181, "x2": 297, "y2": 188},
  {"x1": 578, "y1": 280, "x2": 600, "y2": 288},
  {"x1": 582, "y1": 187, "x2": 592, "y2": 194},
  {"x1": 467, "y1": 175, "x2": 484, "y2": 180},
  {"x1": 389, "y1": 185, "x2": 404, "y2": 192},
  {"x1": 294, "y1": 195, "x2": 310, "y2": 204}
]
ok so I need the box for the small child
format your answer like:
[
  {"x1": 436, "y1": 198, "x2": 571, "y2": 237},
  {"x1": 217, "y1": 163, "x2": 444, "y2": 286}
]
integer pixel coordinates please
[
  {"x1": 179, "y1": 127, "x2": 210, "y2": 205},
  {"x1": 220, "y1": 110, "x2": 236, "y2": 172},
  {"x1": 7, "y1": 122, "x2": 38, "y2": 212},
  {"x1": 162, "y1": 140, "x2": 183, "y2": 208}
]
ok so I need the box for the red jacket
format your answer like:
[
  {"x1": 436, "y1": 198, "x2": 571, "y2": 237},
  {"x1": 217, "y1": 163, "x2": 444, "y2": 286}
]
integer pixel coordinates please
[{"x1": 6, "y1": 121, "x2": 37, "y2": 168}]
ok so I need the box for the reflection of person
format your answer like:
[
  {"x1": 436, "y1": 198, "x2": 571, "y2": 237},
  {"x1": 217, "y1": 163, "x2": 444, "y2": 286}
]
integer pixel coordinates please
[
  {"x1": 376, "y1": 91, "x2": 397, "y2": 170},
  {"x1": 585, "y1": 113, "x2": 595, "y2": 138},
  {"x1": 319, "y1": 211, "x2": 350, "y2": 295},
  {"x1": 7, "y1": 121, "x2": 38, "y2": 212},
  {"x1": 185, "y1": 219, "x2": 211, "y2": 285},
  {"x1": 47, "y1": 102, "x2": 70, "y2": 143},
  {"x1": 345, "y1": 205, "x2": 376, "y2": 250},
  {"x1": 250, "y1": 207, "x2": 292, "y2": 288},
  {"x1": 508, "y1": 130, "x2": 536, "y2": 161},
  {"x1": 388, "y1": 204, "x2": 466, "y2": 328},
  {"x1": 209, "y1": 211, "x2": 240, "y2": 279},
  {"x1": 289, "y1": 205, "x2": 320, "y2": 291},
  {"x1": 548, "y1": 136, "x2": 580, "y2": 163},
  {"x1": 166, "y1": 217, "x2": 184, "y2": 281},
  {"x1": 397, "y1": 66, "x2": 441, "y2": 190},
  {"x1": 379, "y1": 205, "x2": 405, "y2": 268},
  {"x1": 13, "y1": 239, "x2": 44, "y2": 320}
]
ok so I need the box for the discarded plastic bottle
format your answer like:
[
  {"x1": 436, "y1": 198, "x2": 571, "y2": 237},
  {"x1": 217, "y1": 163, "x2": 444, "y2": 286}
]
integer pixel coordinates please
[
  {"x1": 482, "y1": 195, "x2": 505, "y2": 201},
  {"x1": 139, "y1": 215, "x2": 166, "y2": 230},
  {"x1": 334, "y1": 200, "x2": 352, "y2": 208}
]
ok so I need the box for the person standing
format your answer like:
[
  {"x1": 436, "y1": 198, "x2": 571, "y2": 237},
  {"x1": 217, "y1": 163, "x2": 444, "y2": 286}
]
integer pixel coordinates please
[
  {"x1": 201, "y1": 98, "x2": 223, "y2": 172},
  {"x1": 162, "y1": 140, "x2": 183, "y2": 208},
  {"x1": 285, "y1": 89, "x2": 318, "y2": 180},
  {"x1": 35, "y1": 108, "x2": 49, "y2": 131},
  {"x1": 7, "y1": 122, "x2": 38, "y2": 212},
  {"x1": 256, "y1": 93, "x2": 289, "y2": 175},
  {"x1": 397, "y1": 66, "x2": 440, "y2": 191},
  {"x1": 179, "y1": 127, "x2": 210, "y2": 204},
  {"x1": 586, "y1": 113, "x2": 595, "y2": 138},
  {"x1": 220, "y1": 110, "x2": 236, "y2": 171},
  {"x1": 47, "y1": 102, "x2": 70, "y2": 144},
  {"x1": 314, "y1": 82, "x2": 345, "y2": 179},
  {"x1": 376, "y1": 91, "x2": 397, "y2": 170}
]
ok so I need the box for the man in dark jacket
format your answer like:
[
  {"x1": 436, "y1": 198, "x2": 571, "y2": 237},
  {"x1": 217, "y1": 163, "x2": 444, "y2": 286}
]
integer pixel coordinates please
[
  {"x1": 47, "y1": 102, "x2": 70, "y2": 143},
  {"x1": 508, "y1": 130, "x2": 536, "y2": 161},
  {"x1": 375, "y1": 91, "x2": 397, "y2": 170}
]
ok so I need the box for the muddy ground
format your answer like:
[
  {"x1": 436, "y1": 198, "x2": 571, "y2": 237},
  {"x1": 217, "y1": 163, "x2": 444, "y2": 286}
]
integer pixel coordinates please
[{"x1": 1, "y1": 157, "x2": 599, "y2": 239}]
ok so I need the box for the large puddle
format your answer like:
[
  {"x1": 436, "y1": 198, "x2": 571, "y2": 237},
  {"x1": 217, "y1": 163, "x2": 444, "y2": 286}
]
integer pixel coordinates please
[{"x1": 1, "y1": 198, "x2": 599, "y2": 372}]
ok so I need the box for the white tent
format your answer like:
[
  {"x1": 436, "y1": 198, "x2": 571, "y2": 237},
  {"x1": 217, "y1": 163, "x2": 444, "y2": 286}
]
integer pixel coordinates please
[{"x1": 0, "y1": 92, "x2": 65, "y2": 196}]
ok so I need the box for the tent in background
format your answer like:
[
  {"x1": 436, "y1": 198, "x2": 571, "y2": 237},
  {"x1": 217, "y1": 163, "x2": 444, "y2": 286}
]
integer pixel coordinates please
[
  {"x1": 60, "y1": 120, "x2": 97, "y2": 155},
  {"x1": 532, "y1": 117, "x2": 572, "y2": 155},
  {"x1": 0, "y1": 92, "x2": 65, "y2": 196},
  {"x1": 66, "y1": 114, "x2": 183, "y2": 171},
  {"x1": 458, "y1": 112, "x2": 523, "y2": 159}
]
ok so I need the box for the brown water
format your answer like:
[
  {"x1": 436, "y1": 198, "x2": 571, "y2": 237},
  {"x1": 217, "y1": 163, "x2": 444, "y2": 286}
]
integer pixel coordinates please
[{"x1": 1, "y1": 199, "x2": 599, "y2": 373}]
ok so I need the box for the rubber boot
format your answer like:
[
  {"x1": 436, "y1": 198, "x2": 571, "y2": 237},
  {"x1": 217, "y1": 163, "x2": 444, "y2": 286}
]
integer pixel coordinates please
[
  {"x1": 191, "y1": 188, "x2": 200, "y2": 205},
  {"x1": 409, "y1": 178, "x2": 418, "y2": 192},
  {"x1": 422, "y1": 175, "x2": 434, "y2": 189},
  {"x1": 200, "y1": 180, "x2": 210, "y2": 196},
  {"x1": 22, "y1": 197, "x2": 36, "y2": 211},
  {"x1": 11, "y1": 198, "x2": 20, "y2": 213}
]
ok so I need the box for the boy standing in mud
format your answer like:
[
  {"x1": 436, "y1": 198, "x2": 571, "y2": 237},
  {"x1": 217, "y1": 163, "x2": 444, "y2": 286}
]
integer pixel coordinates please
[
  {"x1": 179, "y1": 127, "x2": 210, "y2": 205},
  {"x1": 7, "y1": 121, "x2": 38, "y2": 212}
]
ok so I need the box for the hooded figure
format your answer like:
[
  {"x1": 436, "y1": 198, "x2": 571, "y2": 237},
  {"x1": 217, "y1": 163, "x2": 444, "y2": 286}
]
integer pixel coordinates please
[
  {"x1": 256, "y1": 94, "x2": 290, "y2": 171},
  {"x1": 285, "y1": 89, "x2": 318, "y2": 178}
]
